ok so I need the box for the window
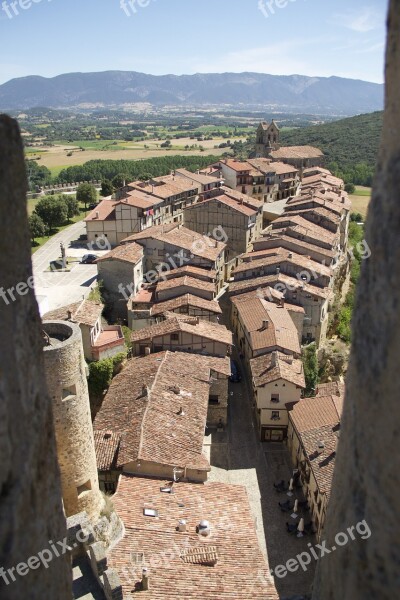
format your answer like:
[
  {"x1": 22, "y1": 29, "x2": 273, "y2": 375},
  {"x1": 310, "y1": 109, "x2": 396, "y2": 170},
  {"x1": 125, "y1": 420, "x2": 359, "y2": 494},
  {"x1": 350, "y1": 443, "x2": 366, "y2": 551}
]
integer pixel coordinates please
[
  {"x1": 171, "y1": 333, "x2": 179, "y2": 341},
  {"x1": 271, "y1": 394, "x2": 280, "y2": 403},
  {"x1": 271, "y1": 411, "x2": 280, "y2": 421},
  {"x1": 104, "y1": 482, "x2": 115, "y2": 493},
  {"x1": 77, "y1": 480, "x2": 92, "y2": 497},
  {"x1": 62, "y1": 384, "x2": 77, "y2": 402},
  {"x1": 209, "y1": 395, "x2": 219, "y2": 405}
]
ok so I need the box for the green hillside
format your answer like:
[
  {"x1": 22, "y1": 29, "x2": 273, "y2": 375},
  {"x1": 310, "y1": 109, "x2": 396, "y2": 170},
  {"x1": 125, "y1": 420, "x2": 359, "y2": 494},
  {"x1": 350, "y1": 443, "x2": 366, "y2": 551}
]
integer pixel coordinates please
[{"x1": 279, "y1": 111, "x2": 383, "y2": 185}]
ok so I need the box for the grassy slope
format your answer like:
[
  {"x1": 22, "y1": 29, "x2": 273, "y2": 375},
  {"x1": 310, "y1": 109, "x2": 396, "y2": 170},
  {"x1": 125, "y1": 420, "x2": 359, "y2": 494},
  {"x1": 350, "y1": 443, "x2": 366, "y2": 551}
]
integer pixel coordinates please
[{"x1": 280, "y1": 111, "x2": 383, "y2": 168}]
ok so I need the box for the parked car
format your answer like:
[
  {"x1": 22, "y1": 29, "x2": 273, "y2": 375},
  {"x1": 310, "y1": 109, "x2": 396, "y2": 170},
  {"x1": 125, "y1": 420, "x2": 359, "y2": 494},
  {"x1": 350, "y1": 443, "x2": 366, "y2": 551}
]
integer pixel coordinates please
[
  {"x1": 81, "y1": 254, "x2": 97, "y2": 264},
  {"x1": 229, "y1": 359, "x2": 242, "y2": 383}
]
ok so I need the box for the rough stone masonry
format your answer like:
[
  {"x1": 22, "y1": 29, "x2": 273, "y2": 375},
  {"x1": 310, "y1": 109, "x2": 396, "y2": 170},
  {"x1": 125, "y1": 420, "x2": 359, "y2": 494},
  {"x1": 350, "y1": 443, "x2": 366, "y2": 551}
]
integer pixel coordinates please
[
  {"x1": 0, "y1": 115, "x2": 71, "y2": 598},
  {"x1": 313, "y1": 1, "x2": 400, "y2": 598}
]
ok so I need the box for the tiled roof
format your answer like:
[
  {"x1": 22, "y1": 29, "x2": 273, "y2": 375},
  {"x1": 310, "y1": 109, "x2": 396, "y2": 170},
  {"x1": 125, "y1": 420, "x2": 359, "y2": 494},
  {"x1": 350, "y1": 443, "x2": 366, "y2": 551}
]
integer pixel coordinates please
[
  {"x1": 230, "y1": 272, "x2": 331, "y2": 299},
  {"x1": 187, "y1": 194, "x2": 260, "y2": 217},
  {"x1": 234, "y1": 247, "x2": 332, "y2": 278},
  {"x1": 84, "y1": 199, "x2": 117, "y2": 222},
  {"x1": 248, "y1": 158, "x2": 299, "y2": 176},
  {"x1": 118, "y1": 190, "x2": 164, "y2": 209},
  {"x1": 95, "y1": 242, "x2": 143, "y2": 265},
  {"x1": 271, "y1": 215, "x2": 339, "y2": 245},
  {"x1": 129, "y1": 175, "x2": 199, "y2": 198},
  {"x1": 156, "y1": 276, "x2": 215, "y2": 294},
  {"x1": 221, "y1": 159, "x2": 253, "y2": 172},
  {"x1": 93, "y1": 352, "x2": 230, "y2": 471},
  {"x1": 252, "y1": 234, "x2": 335, "y2": 261},
  {"x1": 164, "y1": 265, "x2": 216, "y2": 281},
  {"x1": 286, "y1": 206, "x2": 341, "y2": 226},
  {"x1": 231, "y1": 296, "x2": 301, "y2": 355},
  {"x1": 175, "y1": 168, "x2": 223, "y2": 186},
  {"x1": 131, "y1": 316, "x2": 233, "y2": 346},
  {"x1": 150, "y1": 294, "x2": 222, "y2": 317},
  {"x1": 121, "y1": 224, "x2": 225, "y2": 262},
  {"x1": 289, "y1": 387, "x2": 345, "y2": 500},
  {"x1": 289, "y1": 394, "x2": 343, "y2": 433},
  {"x1": 301, "y1": 425, "x2": 338, "y2": 500},
  {"x1": 218, "y1": 186, "x2": 263, "y2": 210},
  {"x1": 94, "y1": 431, "x2": 121, "y2": 471},
  {"x1": 250, "y1": 352, "x2": 305, "y2": 388},
  {"x1": 269, "y1": 146, "x2": 324, "y2": 159},
  {"x1": 107, "y1": 475, "x2": 278, "y2": 599},
  {"x1": 43, "y1": 299, "x2": 103, "y2": 327}
]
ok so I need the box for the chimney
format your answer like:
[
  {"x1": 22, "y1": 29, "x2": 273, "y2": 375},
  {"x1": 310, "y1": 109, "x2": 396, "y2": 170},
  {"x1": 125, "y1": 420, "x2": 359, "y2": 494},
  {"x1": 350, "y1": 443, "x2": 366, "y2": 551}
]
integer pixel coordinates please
[
  {"x1": 178, "y1": 519, "x2": 187, "y2": 532},
  {"x1": 271, "y1": 351, "x2": 278, "y2": 368},
  {"x1": 141, "y1": 568, "x2": 150, "y2": 591},
  {"x1": 317, "y1": 441, "x2": 325, "y2": 454},
  {"x1": 276, "y1": 266, "x2": 280, "y2": 274},
  {"x1": 262, "y1": 319, "x2": 269, "y2": 330},
  {"x1": 95, "y1": 211, "x2": 99, "y2": 219},
  {"x1": 279, "y1": 297, "x2": 285, "y2": 308},
  {"x1": 177, "y1": 406, "x2": 185, "y2": 416},
  {"x1": 288, "y1": 252, "x2": 293, "y2": 258},
  {"x1": 67, "y1": 310, "x2": 73, "y2": 320}
]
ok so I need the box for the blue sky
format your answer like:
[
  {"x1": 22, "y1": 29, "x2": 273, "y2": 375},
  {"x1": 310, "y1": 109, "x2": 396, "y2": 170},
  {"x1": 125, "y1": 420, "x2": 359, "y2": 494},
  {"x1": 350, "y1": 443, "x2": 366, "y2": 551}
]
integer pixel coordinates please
[{"x1": 0, "y1": 0, "x2": 387, "y2": 85}]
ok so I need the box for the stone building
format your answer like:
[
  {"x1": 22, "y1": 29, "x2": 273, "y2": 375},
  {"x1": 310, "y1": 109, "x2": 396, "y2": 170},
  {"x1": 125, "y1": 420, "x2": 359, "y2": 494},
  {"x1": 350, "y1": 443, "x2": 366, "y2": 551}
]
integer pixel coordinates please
[
  {"x1": 131, "y1": 315, "x2": 232, "y2": 358},
  {"x1": 250, "y1": 351, "x2": 305, "y2": 442},
  {"x1": 93, "y1": 351, "x2": 230, "y2": 488},
  {"x1": 254, "y1": 120, "x2": 324, "y2": 168},
  {"x1": 183, "y1": 186, "x2": 263, "y2": 268},
  {"x1": 42, "y1": 320, "x2": 104, "y2": 520},
  {"x1": 121, "y1": 223, "x2": 226, "y2": 291},
  {"x1": 287, "y1": 382, "x2": 344, "y2": 540},
  {"x1": 43, "y1": 299, "x2": 125, "y2": 361},
  {"x1": 85, "y1": 174, "x2": 200, "y2": 246}
]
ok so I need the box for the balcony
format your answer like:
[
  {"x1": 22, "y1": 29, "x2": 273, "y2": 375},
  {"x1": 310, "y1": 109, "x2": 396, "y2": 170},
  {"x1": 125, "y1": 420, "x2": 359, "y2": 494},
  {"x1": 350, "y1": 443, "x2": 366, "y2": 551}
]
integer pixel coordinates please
[{"x1": 91, "y1": 326, "x2": 125, "y2": 361}]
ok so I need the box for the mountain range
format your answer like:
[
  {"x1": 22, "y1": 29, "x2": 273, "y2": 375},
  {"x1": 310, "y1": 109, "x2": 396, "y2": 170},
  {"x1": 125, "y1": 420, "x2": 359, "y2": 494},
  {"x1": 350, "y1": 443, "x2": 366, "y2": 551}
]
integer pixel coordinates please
[{"x1": 0, "y1": 71, "x2": 384, "y2": 115}]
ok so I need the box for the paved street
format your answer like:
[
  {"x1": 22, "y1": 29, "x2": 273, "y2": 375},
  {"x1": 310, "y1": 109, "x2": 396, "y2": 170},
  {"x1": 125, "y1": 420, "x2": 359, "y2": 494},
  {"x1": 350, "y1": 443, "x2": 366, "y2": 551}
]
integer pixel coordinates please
[
  {"x1": 207, "y1": 295, "x2": 316, "y2": 598},
  {"x1": 32, "y1": 222, "x2": 109, "y2": 313}
]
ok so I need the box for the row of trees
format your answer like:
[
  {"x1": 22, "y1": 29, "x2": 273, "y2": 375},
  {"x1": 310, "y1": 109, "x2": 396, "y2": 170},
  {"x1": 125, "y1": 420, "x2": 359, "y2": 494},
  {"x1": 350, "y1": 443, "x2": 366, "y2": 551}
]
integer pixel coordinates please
[{"x1": 28, "y1": 183, "x2": 98, "y2": 241}]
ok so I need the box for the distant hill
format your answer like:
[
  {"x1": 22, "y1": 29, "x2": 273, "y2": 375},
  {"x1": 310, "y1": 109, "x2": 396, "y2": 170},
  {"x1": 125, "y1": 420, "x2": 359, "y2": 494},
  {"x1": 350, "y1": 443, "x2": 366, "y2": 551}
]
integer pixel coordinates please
[
  {"x1": 0, "y1": 71, "x2": 384, "y2": 115},
  {"x1": 280, "y1": 111, "x2": 383, "y2": 170}
]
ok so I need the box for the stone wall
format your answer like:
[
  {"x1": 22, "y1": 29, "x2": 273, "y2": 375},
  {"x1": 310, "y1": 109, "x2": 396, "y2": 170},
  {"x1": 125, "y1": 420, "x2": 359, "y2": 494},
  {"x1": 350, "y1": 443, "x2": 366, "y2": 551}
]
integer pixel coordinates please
[
  {"x1": 42, "y1": 320, "x2": 104, "y2": 521},
  {"x1": 312, "y1": 2, "x2": 400, "y2": 598},
  {"x1": 0, "y1": 115, "x2": 71, "y2": 598}
]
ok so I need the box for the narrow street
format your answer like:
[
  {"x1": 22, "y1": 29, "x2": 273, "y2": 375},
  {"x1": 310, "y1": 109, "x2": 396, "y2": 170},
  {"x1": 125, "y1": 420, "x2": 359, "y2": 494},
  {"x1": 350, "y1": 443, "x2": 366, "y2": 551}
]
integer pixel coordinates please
[{"x1": 207, "y1": 293, "x2": 316, "y2": 598}]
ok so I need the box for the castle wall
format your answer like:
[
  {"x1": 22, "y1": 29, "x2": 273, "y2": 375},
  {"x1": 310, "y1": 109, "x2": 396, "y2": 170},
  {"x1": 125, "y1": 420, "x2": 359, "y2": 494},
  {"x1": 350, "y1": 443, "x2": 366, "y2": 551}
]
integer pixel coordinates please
[{"x1": 43, "y1": 321, "x2": 104, "y2": 520}]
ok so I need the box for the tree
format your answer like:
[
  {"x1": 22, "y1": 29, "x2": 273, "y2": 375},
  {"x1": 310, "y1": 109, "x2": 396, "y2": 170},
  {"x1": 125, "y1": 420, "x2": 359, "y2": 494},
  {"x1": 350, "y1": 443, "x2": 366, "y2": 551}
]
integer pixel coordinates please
[
  {"x1": 302, "y1": 343, "x2": 319, "y2": 397},
  {"x1": 34, "y1": 196, "x2": 68, "y2": 232},
  {"x1": 112, "y1": 173, "x2": 129, "y2": 189},
  {"x1": 76, "y1": 183, "x2": 97, "y2": 209},
  {"x1": 28, "y1": 213, "x2": 46, "y2": 242},
  {"x1": 345, "y1": 183, "x2": 356, "y2": 194},
  {"x1": 62, "y1": 195, "x2": 80, "y2": 219},
  {"x1": 101, "y1": 179, "x2": 114, "y2": 197}
]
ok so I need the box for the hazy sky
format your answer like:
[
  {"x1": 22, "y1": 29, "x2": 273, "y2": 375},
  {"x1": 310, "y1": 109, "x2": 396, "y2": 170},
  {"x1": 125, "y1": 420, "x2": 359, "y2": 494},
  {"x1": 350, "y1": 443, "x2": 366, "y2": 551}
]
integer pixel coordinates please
[{"x1": 0, "y1": 0, "x2": 387, "y2": 85}]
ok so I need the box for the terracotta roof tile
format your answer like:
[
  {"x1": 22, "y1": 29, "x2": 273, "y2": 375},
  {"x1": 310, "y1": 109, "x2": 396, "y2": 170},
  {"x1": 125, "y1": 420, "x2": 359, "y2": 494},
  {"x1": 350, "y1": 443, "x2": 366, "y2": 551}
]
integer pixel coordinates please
[
  {"x1": 107, "y1": 475, "x2": 279, "y2": 599},
  {"x1": 156, "y1": 276, "x2": 216, "y2": 294},
  {"x1": 43, "y1": 299, "x2": 103, "y2": 327},
  {"x1": 94, "y1": 352, "x2": 230, "y2": 471},
  {"x1": 250, "y1": 352, "x2": 305, "y2": 388},
  {"x1": 95, "y1": 242, "x2": 143, "y2": 265},
  {"x1": 150, "y1": 294, "x2": 222, "y2": 317},
  {"x1": 131, "y1": 317, "x2": 233, "y2": 347},
  {"x1": 231, "y1": 296, "x2": 301, "y2": 355}
]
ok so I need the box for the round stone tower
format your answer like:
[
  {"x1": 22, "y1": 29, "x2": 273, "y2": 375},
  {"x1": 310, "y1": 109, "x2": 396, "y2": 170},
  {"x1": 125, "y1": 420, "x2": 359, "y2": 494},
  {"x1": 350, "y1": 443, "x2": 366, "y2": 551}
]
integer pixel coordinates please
[{"x1": 42, "y1": 320, "x2": 104, "y2": 520}]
